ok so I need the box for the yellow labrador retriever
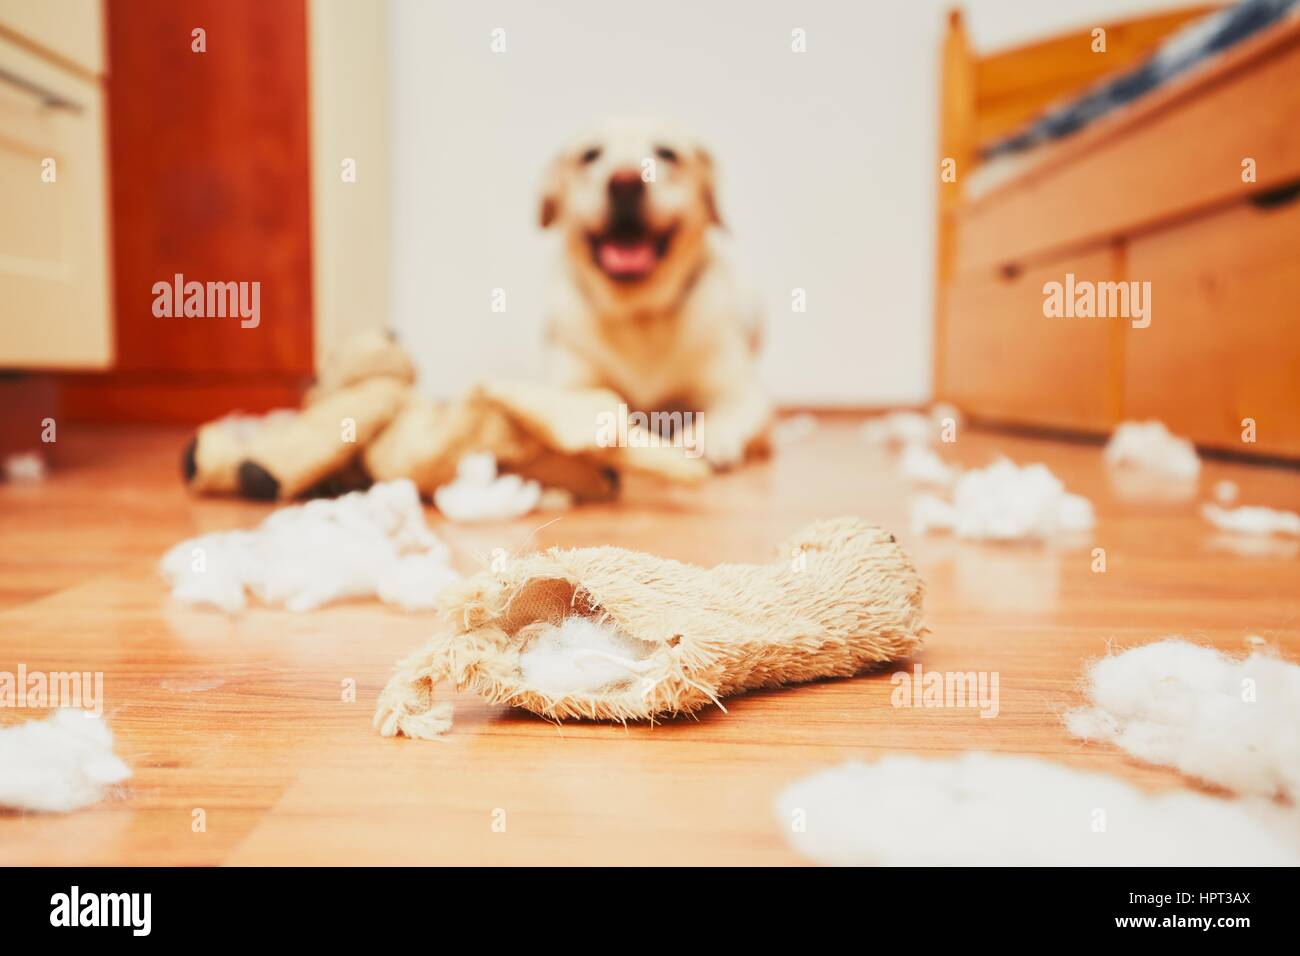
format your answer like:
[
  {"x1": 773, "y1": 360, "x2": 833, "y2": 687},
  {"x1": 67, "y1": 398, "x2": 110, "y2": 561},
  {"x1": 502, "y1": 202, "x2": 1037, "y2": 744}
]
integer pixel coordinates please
[{"x1": 539, "y1": 116, "x2": 769, "y2": 469}]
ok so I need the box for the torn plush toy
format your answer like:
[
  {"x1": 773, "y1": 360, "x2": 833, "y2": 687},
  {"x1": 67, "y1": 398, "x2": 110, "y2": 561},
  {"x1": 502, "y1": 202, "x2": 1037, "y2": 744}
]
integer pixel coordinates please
[
  {"x1": 911, "y1": 458, "x2": 1094, "y2": 541},
  {"x1": 775, "y1": 753, "x2": 1300, "y2": 866},
  {"x1": 183, "y1": 332, "x2": 708, "y2": 506},
  {"x1": 368, "y1": 381, "x2": 709, "y2": 501},
  {"x1": 1066, "y1": 638, "x2": 1300, "y2": 801},
  {"x1": 160, "y1": 479, "x2": 458, "y2": 612},
  {"x1": 0, "y1": 709, "x2": 131, "y2": 813},
  {"x1": 236, "y1": 376, "x2": 411, "y2": 500},
  {"x1": 306, "y1": 328, "x2": 416, "y2": 401},
  {"x1": 183, "y1": 331, "x2": 415, "y2": 499},
  {"x1": 375, "y1": 517, "x2": 925, "y2": 738}
]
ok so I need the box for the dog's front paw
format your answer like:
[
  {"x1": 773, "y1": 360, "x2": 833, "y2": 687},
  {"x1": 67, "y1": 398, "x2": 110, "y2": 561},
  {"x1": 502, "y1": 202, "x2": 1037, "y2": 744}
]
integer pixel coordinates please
[{"x1": 704, "y1": 432, "x2": 747, "y2": 471}]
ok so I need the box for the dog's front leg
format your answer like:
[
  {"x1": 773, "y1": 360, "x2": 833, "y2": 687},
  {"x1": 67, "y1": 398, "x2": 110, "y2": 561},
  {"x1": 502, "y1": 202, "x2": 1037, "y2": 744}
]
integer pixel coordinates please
[
  {"x1": 697, "y1": 373, "x2": 771, "y2": 470},
  {"x1": 545, "y1": 340, "x2": 603, "y2": 390}
]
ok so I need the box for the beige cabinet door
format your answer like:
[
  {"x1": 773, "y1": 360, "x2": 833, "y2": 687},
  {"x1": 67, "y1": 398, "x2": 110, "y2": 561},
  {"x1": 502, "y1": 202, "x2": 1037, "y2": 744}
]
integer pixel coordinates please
[
  {"x1": 0, "y1": 32, "x2": 111, "y2": 368},
  {"x1": 0, "y1": 0, "x2": 104, "y2": 75}
]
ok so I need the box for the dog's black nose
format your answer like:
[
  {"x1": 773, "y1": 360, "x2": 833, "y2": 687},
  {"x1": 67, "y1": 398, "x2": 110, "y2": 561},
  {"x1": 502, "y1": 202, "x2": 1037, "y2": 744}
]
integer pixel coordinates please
[{"x1": 607, "y1": 171, "x2": 645, "y2": 212}]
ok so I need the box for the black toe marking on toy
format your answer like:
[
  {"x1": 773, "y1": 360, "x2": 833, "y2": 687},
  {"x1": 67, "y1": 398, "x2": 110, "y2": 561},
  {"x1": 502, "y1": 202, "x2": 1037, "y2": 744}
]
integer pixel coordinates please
[
  {"x1": 603, "y1": 467, "x2": 621, "y2": 492},
  {"x1": 181, "y1": 437, "x2": 198, "y2": 483},
  {"x1": 237, "y1": 461, "x2": 280, "y2": 500}
]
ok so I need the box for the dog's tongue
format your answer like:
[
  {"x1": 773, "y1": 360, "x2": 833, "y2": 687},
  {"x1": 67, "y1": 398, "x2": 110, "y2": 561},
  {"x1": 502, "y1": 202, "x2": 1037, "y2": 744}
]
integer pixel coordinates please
[{"x1": 598, "y1": 239, "x2": 656, "y2": 277}]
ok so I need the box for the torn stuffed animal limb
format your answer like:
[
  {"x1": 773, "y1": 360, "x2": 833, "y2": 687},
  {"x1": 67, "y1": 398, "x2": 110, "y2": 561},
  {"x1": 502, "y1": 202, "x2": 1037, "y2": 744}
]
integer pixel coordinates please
[{"x1": 375, "y1": 517, "x2": 925, "y2": 738}]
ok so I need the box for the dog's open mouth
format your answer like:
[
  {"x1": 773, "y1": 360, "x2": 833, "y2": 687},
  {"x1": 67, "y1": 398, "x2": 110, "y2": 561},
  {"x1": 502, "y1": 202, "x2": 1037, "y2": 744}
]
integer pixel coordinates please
[{"x1": 588, "y1": 223, "x2": 675, "y2": 282}]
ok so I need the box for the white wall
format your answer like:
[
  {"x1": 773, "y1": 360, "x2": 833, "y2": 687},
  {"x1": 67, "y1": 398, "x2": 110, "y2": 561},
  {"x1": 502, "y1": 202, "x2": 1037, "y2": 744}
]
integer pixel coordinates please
[{"x1": 389, "y1": 0, "x2": 1195, "y2": 405}]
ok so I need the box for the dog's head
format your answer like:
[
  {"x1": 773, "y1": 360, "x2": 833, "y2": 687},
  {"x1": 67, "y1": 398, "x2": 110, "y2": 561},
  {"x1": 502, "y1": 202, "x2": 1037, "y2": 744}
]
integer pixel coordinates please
[{"x1": 540, "y1": 116, "x2": 721, "y2": 315}]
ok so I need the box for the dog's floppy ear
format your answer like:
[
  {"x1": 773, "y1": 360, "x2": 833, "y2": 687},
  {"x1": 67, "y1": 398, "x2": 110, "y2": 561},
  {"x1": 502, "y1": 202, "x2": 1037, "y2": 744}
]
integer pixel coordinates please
[
  {"x1": 696, "y1": 146, "x2": 724, "y2": 228},
  {"x1": 539, "y1": 152, "x2": 565, "y2": 228}
]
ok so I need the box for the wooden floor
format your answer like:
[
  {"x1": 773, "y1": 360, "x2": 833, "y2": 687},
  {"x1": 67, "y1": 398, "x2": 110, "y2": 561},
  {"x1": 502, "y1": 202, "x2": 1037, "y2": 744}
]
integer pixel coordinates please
[{"x1": 1, "y1": 419, "x2": 1297, "y2": 865}]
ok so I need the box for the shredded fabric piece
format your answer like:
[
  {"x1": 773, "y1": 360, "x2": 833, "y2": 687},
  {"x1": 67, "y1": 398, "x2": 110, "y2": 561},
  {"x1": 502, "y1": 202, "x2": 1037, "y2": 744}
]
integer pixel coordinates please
[
  {"x1": 433, "y1": 453, "x2": 542, "y2": 523},
  {"x1": 774, "y1": 753, "x2": 1300, "y2": 866},
  {"x1": 1104, "y1": 420, "x2": 1200, "y2": 480},
  {"x1": 517, "y1": 616, "x2": 659, "y2": 697},
  {"x1": 0, "y1": 710, "x2": 131, "y2": 813},
  {"x1": 1202, "y1": 502, "x2": 1300, "y2": 537},
  {"x1": 898, "y1": 444, "x2": 958, "y2": 487},
  {"x1": 3, "y1": 451, "x2": 46, "y2": 483},
  {"x1": 376, "y1": 517, "x2": 925, "y2": 737},
  {"x1": 911, "y1": 458, "x2": 1094, "y2": 541},
  {"x1": 860, "y1": 411, "x2": 934, "y2": 446},
  {"x1": 160, "y1": 479, "x2": 458, "y2": 612},
  {"x1": 1066, "y1": 638, "x2": 1300, "y2": 800}
]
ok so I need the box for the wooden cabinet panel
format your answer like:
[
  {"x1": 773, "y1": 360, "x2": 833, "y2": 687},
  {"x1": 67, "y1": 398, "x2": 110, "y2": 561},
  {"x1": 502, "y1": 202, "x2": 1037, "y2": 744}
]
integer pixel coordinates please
[
  {"x1": 56, "y1": 0, "x2": 316, "y2": 423},
  {"x1": 941, "y1": 248, "x2": 1121, "y2": 433},
  {"x1": 957, "y1": 20, "x2": 1300, "y2": 274},
  {"x1": 103, "y1": 0, "x2": 314, "y2": 377},
  {"x1": 1125, "y1": 194, "x2": 1300, "y2": 457},
  {"x1": 0, "y1": 33, "x2": 110, "y2": 368}
]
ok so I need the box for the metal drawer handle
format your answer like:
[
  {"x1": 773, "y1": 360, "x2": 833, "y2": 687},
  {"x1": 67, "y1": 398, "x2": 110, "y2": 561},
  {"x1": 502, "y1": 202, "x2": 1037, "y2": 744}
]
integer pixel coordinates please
[{"x1": 0, "y1": 65, "x2": 84, "y2": 114}]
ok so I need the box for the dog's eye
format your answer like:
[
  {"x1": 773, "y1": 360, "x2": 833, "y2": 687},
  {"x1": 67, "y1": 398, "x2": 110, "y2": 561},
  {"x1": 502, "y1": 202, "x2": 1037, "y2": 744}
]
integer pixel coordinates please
[
  {"x1": 654, "y1": 146, "x2": 679, "y2": 163},
  {"x1": 580, "y1": 146, "x2": 602, "y2": 165}
]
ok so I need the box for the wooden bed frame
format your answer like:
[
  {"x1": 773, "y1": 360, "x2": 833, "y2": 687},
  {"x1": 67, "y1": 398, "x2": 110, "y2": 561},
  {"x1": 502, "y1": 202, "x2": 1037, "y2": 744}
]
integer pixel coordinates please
[{"x1": 935, "y1": 5, "x2": 1300, "y2": 459}]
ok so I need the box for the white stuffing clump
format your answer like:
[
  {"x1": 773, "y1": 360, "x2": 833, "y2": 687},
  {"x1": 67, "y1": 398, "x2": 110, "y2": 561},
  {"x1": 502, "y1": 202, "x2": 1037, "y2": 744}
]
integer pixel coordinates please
[
  {"x1": 898, "y1": 444, "x2": 958, "y2": 487},
  {"x1": 771, "y1": 413, "x2": 818, "y2": 446},
  {"x1": 930, "y1": 402, "x2": 962, "y2": 428},
  {"x1": 0, "y1": 710, "x2": 131, "y2": 813},
  {"x1": 517, "y1": 616, "x2": 659, "y2": 698},
  {"x1": 1104, "y1": 420, "x2": 1200, "y2": 480},
  {"x1": 912, "y1": 459, "x2": 1093, "y2": 541},
  {"x1": 3, "y1": 451, "x2": 46, "y2": 483},
  {"x1": 160, "y1": 479, "x2": 458, "y2": 612},
  {"x1": 860, "y1": 411, "x2": 934, "y2": 447},
  {"x1": 774, "y1": 753, "x2": 1300, "y2": 866},
  {"x1": 1202, "y1": 502, "x2": 1300, "y2": 537},
  {"x1": 434, "y1": 453, "x2": 542, "y2": 523},
  {"x1": 1066, "y1": 638, "x2": 1300, "y2": 800},
  {"x1": 862, "y1": 406, "x2": 961, "y2": 447},
  {"x1": 1213, "y1": 479, "x2": 1239, "y2": 505}
]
